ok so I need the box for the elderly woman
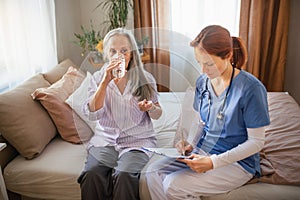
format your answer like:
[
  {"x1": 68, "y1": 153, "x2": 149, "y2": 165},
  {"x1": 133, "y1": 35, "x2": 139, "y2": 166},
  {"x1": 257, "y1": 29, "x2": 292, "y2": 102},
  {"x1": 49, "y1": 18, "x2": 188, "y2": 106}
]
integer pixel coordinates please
[{"x1": 78, "y1": 28, "x2": 162, "y2": 200}]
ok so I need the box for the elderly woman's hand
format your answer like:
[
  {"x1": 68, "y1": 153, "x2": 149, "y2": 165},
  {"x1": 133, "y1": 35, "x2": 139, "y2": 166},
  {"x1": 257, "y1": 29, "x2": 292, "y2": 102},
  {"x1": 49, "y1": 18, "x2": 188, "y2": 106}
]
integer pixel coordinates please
[
  {"x1": 138, "y1": 99, "x2": 153, "y2": 112},
  {"x1": 177, "y1": 154, "x2": 213, "y2": 173},
  {"x1": 102, "y1": 58, "x2": 123, "y2": 83}
]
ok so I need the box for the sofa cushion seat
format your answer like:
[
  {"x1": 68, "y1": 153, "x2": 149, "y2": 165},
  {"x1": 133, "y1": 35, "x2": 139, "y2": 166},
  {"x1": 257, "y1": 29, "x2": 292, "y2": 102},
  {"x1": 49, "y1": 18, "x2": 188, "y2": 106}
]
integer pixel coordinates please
[
  {"x1": 202, "y1": 182, "x2": 300, "y2": 200},
  {"x1": 4, "y1": 137, "x2": 86, "y2": 200},
  {"x1": 2, "y1": 92, "x2": 186, "y2": 200},
  {"x1": 3, "y1": 90, "x2": 300, "y2": 200}
]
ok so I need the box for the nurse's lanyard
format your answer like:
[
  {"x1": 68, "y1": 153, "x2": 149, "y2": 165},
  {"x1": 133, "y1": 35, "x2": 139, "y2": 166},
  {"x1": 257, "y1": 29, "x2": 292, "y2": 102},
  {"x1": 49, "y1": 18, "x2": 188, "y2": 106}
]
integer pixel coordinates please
[{"x1": 199, "y1": 66, "x2": 234, "y2": 123}]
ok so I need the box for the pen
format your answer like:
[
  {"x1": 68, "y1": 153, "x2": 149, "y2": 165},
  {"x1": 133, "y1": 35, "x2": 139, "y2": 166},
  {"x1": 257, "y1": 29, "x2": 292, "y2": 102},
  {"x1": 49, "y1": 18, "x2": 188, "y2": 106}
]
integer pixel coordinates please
[
  {"x1": 179, "y1": 111, "x2": 185, "y2": 156},
  {"x1": 181, "y1": 131, "x2": 185, "y2": 156}
]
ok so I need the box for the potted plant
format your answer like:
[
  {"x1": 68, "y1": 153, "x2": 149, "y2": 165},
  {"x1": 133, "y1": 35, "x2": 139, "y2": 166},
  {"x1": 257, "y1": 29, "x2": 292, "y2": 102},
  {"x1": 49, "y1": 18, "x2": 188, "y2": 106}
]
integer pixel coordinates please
[
  {"x1": 74, "y1": 0, "x2": 132, "y2": 61},
  {"x1": 94, "y1": 0, "x2": 133, "y2": 33},
  {"x1": 73, "y1": 21, "x2": 103, "y2": 56},
  {"x1": 73, "y1": 21, "x2": 104, "y2": 64}
]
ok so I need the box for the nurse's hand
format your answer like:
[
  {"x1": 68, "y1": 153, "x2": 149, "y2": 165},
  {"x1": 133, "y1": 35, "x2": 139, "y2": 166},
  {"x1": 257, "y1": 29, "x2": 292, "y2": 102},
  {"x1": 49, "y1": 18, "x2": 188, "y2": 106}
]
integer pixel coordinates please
[
  {"x1": 175, "y1": 140, "x2": 193, "y2": 156},
  {"x1": 177, "y1": 154, "x2": 213, "y2": 173}
]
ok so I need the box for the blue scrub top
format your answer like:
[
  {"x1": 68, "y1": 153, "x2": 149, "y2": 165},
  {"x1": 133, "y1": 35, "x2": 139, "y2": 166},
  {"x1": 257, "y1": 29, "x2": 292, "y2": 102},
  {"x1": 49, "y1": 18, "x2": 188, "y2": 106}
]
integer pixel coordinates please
[{"x1": 193, "y1": 70, "x2": 270, "y2": 177}]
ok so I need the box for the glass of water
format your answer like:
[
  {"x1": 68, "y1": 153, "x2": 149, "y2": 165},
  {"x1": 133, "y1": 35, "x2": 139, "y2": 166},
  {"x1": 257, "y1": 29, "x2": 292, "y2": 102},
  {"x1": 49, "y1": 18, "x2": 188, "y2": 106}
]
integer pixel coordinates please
[{"x1": 112, "y1": 53, "x2": 126, "y2": 78}]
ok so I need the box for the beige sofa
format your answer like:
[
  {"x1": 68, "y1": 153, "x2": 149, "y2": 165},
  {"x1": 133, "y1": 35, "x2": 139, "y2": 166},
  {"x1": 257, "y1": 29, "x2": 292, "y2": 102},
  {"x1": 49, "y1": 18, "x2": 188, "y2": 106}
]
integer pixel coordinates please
[{"x1": 0, "y1": 59, "x2": 300, "y2": 200}]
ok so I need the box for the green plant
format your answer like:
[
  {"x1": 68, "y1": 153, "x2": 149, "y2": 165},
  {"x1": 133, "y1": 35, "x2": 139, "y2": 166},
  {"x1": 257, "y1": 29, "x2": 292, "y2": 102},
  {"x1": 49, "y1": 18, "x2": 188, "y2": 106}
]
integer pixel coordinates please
[
  {"x1": 73, "y1": 21, "x2": 103, "y2": 56},
  {"x1": 94, "y1": 0, "x2": 133, "y2": 33},
  {"x1": 136, "y1": 35, "x2": 149, "y2": 46}
]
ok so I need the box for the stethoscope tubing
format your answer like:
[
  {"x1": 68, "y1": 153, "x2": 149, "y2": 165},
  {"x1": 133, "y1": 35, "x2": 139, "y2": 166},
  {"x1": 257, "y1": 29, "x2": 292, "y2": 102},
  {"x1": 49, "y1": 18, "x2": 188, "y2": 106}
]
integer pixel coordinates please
[{"x1": 198, "y1": 66, "x2": 235, "y2": 123}]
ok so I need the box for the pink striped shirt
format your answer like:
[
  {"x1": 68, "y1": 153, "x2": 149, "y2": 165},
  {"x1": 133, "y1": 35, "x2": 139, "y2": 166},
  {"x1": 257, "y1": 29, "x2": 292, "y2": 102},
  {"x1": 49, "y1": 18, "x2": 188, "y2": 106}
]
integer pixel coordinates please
[{"x1": 83, "y1": 65, "x2": 158, "y2": 157}]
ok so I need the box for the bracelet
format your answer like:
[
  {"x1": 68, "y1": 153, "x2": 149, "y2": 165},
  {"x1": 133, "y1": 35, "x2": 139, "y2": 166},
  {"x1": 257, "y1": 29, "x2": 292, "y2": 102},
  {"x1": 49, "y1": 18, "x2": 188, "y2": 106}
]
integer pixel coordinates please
[{"x1": 147, "y1": 105, "x2": 156, "y2": 113}]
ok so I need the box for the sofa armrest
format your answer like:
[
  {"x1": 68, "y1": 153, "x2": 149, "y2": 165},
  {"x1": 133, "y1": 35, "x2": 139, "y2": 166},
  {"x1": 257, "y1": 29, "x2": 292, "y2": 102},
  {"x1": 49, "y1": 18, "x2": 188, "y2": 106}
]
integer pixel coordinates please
[{"x1": 0, "y1": 136, "x2": 18, "y2": 169}]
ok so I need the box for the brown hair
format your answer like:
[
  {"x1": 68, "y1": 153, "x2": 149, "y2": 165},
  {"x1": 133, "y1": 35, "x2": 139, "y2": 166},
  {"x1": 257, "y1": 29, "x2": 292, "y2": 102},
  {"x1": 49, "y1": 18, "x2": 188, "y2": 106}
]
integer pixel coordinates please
[{"x1": 190, "y1": 25, "x2": 247, "y2": 69}]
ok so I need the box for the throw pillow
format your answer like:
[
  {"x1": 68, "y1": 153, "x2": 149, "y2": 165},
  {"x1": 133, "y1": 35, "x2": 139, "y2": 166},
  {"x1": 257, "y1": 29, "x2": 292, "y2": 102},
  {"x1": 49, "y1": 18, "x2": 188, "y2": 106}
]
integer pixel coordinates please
[
  {"x1": 43, "y1": 59, "x2": 76, "y2": 84},
  {"x1": 32, "y1": 66, "x2": 93, "y2": 144},
  {"x1": 0, "y1": 74, "x2": 57, "y2": 159},
  {"x1": 173, "y1": 87, "x2": 201, "y2": 147},
  {"x1": 65, "y1": 71, "x2": 98, "y2": 131}
]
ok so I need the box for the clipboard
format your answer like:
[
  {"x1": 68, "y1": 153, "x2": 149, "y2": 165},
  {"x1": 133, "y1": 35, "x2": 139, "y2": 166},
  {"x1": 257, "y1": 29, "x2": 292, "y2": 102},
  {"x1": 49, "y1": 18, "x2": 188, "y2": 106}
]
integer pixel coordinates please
[{"x1": 141, "y1": 147, "x2": 191, "y2": 159}]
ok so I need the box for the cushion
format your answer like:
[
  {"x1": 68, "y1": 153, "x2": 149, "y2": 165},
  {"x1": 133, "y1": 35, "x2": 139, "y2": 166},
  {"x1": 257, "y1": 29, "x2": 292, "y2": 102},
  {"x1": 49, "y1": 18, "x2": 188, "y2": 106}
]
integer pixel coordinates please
[
  {"x1": 65, "y1": 72, "x2": 98, "y2": 131},
  {"x1": 4, "y1": 137, "x2": 86, "y2": 200},
  {"x1": 32, "y1": 67, "x2": 93, "y2": 144},
  {"x1": 254, "y1": 92, "x2": 300, "y2": 185},
  {"x1": 43, "y1": 59, "x2": 76, "y2": 84},
  {"x1": 152, "y1": 92, "x2": 185, "y2": 147},
  {"x1": 0, "y1": 74, "x2": 57, "y2": 159},
  {"x1": 173, "y1": 87, "x2": 200, "y2": 147}
]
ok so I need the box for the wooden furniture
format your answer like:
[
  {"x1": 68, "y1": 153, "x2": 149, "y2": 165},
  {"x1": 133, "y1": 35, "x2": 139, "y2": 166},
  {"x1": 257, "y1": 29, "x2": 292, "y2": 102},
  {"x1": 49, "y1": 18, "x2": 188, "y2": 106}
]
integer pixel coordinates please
[
  {"x1": 88, "y1": 56, "x2": 104, "y2": 69},
  {"x1": 141, "y1": 52, "x2": 151, "y2": 63},
  {"x1": 0, "y1": 143, "x2": 8, "y2": 200}
]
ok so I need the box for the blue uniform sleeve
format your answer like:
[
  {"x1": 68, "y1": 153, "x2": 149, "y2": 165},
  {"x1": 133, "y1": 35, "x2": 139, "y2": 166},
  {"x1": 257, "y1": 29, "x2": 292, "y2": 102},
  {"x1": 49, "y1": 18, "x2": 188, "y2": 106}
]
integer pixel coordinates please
[{"x1": 243, "y1": 83, "x2": 270, "y2": 128}]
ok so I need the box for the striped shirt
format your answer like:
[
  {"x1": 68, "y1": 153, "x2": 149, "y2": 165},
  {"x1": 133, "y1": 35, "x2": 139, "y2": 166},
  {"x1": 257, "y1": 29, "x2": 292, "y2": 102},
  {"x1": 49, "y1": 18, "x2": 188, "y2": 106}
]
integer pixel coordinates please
[{"x1": 83, "y1": 64, "x2": 158, "y2": 157}]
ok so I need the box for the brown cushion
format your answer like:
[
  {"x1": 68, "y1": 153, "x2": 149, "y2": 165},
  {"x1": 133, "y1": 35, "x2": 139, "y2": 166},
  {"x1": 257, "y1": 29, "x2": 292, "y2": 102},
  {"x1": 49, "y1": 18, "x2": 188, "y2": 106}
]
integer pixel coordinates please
[
  {"x1": 254, "y1": 92, "x2": 300, "y2": 185},
  {"x1": 0, "y1": 74, "x2": 57, "y2": 159},
  {"x1": 43, "y1": 59, "x2": 76, "y2": 84},
  {"x1": 32, "y1": 66, "x2": 93, "y2": 144}
]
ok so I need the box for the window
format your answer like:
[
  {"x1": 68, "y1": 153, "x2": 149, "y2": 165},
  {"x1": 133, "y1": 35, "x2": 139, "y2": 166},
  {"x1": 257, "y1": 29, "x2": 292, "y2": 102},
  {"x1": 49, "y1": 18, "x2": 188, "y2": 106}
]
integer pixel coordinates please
[
  {"x1": 0, "y1": 0, "x2": 57, "y2": 93},
  {"x1": 168, "y1": 0, "x2": 241, "y2": 91},
  {"x1": 171, "y1": 0, "x2": 241, "y2": 38}
]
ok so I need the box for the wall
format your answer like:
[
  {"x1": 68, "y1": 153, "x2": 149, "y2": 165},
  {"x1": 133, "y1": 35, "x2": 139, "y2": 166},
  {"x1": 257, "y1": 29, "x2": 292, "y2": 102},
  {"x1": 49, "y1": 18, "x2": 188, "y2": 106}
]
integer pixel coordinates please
[
  {"x1": 55, "y1": 0, "x2": 300, "y2": 99},
  {"x1": 79, "y1": 0, "x2": 134, "y2": 34},
  {"x1": 55, "y1": 0, "x2": 134, "y2": 67},
  {"x1": 55, "y1": 0, "x2": 82, "y2": 65},
  {"x1": 285, "y1": 0, "x2": 300, "y2": 104}
]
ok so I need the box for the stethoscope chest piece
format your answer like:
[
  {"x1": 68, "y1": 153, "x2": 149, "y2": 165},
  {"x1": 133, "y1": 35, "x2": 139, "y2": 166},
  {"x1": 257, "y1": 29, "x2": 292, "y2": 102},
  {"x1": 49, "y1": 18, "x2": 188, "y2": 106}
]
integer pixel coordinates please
[
  {"x1": 216, "y1": 112, "x2": 224, "y2": 120},
  {"x1": 200, "y1": 66, "x2": 235, "y2": 123}
]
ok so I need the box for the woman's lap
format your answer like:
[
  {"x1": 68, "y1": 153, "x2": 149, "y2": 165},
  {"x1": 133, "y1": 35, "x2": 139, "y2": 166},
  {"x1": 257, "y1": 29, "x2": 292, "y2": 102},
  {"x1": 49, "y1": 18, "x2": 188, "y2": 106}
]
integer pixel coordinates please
[
  {"x1": 85, "y1": 146, "x2": 149, "y2": 173},
  {"x1": 146, "y1": 156, "x2": 253, "y2": 198}
]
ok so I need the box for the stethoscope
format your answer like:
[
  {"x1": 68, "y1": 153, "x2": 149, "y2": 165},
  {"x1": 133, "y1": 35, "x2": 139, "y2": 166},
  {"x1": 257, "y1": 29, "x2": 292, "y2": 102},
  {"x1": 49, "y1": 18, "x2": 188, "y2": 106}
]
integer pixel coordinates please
[{"x1": 198, "y1": 66, "x2": 235, "y2": 124}]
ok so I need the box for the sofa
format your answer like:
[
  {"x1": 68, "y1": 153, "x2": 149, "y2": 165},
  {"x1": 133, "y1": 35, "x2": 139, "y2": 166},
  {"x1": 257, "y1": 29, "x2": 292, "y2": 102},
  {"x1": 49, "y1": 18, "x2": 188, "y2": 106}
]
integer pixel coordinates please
[{"x1": 0, "y1": 59, "x2": 300, "y2": 200}]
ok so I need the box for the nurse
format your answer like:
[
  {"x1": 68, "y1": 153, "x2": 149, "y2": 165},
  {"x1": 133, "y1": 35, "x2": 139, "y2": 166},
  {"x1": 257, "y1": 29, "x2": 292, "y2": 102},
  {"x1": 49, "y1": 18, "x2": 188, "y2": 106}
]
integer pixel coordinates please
[{"x1": 145, "y1": 25, "x2": 270, "y2": 200}]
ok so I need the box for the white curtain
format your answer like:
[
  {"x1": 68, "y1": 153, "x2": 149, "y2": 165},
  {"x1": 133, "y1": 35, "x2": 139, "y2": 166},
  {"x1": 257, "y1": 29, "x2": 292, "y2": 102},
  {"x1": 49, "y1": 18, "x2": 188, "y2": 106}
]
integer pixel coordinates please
[
  {"x1": 169, "y1": 0, "x2": 241, "y2": 92},
  {"x1": 0, "y1": 0, "x2": 57, "y2": 92}
]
